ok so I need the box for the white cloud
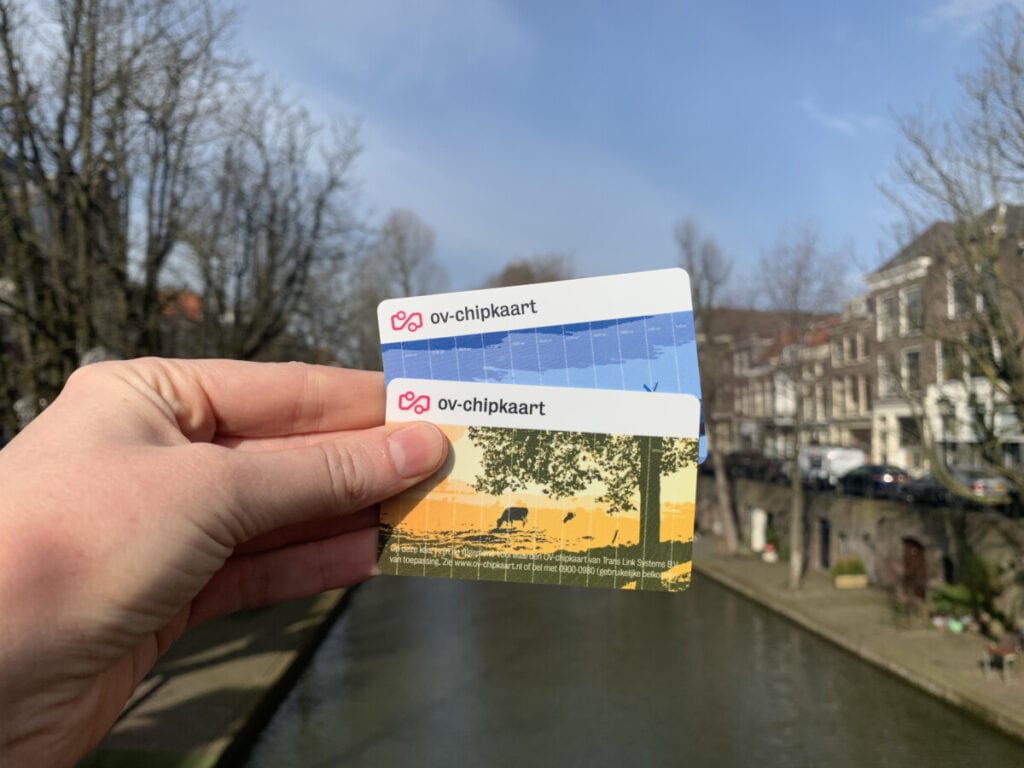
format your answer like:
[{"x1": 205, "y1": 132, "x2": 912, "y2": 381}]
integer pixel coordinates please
[{"x1": 799, "y1": 97, "x2": 886, "y2": 138}]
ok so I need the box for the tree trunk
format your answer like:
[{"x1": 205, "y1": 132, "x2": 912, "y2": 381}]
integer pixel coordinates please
[
  {"x1": 788, "y1": 460, "x2": 805, "y2": 589},
  {"x1": 638, "y1": 435, "x2": 663, "y2": 552},
  {"x1": 789, "y1": 388, "x2": 806, "y2": 590},
  {"x1": 710, "y1": 444, "x2": 739, "y2": 552}
]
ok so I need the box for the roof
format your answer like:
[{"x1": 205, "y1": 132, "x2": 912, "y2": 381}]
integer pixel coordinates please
[
  {"x1": 699, "y1": 307, "x2": 828, "y2": 339},
  {"x1": 872, "y1": 221, "x2": 955, "y2": 275},
  {"x1": 805, "y1": 316, "x2": 838, "y2": 347},
  {"x1": 872, "y1": 203, "x2": 1024, "y2": 275}
]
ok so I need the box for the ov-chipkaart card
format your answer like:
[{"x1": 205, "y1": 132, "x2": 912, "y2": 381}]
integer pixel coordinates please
[
  {"x1": 379, "y1": 379, "x2": 701, "y2": 592},
  {"x1": 378, "y1": 268, "x2": 707, "y2": 462}
]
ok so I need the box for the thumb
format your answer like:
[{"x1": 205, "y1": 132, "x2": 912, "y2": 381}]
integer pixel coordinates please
[{"x1": 218, "y1": 422, "x2": 447, "y2": 540}]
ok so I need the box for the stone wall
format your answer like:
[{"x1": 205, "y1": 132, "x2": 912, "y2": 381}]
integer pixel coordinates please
[{"x1": 697, "y1": 477, "x2": 1024, "y2": 617}]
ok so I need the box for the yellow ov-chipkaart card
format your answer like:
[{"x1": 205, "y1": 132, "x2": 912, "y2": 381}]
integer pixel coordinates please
[{"x1": 379, "y1": 379, "x2": 700, "y2": 592}]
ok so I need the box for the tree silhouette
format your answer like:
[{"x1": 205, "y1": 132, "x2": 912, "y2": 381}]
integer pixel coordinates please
[{"x1": 467, "y1": 427, "x2": 698, "y2": 551}]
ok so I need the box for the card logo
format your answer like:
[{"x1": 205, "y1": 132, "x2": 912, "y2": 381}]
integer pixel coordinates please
[
  {"x1": 390, "y1": 310, "x2": 424, "y2": 333},
  {"x1": 397, "y1": 390, "x2": 431, "y2": 414}
]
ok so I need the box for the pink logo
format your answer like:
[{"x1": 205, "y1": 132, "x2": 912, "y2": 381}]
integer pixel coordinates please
[
  {"x1": 397, "y1": 391, "x2": 431, "y2": 414},
  {"x1": 390, "y1": 310, "x2": 424, "y2": 333}
]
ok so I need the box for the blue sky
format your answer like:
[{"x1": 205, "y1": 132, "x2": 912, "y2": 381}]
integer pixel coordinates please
[{"x1": 233, "y1": 0, "x2": 1017, "y2": 294}]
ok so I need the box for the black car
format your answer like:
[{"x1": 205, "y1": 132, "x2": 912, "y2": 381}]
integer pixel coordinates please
[
  {"x1": 725, "y1": 451, "x2": 770, "y2": 479},
  {"x1": 900, "y1": 474, "x2": 951, "y2": 506},
  {"x1": 838, "y1": 464, "x2": 909, "y2": 499}
]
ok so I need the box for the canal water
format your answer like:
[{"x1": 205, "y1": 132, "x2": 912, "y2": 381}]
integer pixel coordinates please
[{"x1": 248, "y1": 574, "x2": 1024, "y2": 767}]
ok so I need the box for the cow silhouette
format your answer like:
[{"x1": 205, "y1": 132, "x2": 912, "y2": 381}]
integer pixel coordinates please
[
  {"x1": 497, "y1": 506, "x2": 528, "y2": 529},
  {"x1": 563, "y1": 512, "x2": 575, "y2": 523}
]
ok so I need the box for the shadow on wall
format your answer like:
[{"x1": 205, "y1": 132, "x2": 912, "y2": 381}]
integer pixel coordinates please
[{"x1": 699, "y1": 478, "x2": 1024, "y2": 600}]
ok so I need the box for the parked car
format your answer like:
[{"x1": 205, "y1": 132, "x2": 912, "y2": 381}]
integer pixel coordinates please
[
  {"x1": 763, "y1": 457, "x2": 791, "y2": 484},
  {"x1": 798, "y1": 446, "x2": 867, "y2": 489},
  {"x1": 955, "y1": 467, "x2": 1012, "y2": 504},
  {"x1": 838, "y1": 464, "x2": 909, "y2": 499},
  {"x1": 901, "y1": 468, "x2": 1011, "y2": 507},
  {"x1": 900, "y1": 474, "x2": 952, "y2": 506},
  {"x1": 725, "y1": 451, "x2": 770, "y2": 479}
]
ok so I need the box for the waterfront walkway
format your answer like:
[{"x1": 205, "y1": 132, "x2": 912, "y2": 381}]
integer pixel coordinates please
[
  {"x1": 81, "y1": 547, "x2": 1023, "y2": 766},
  {"x1": 695, "y1": 541, "x2": 1024, "y2": 742},
  {"x1": 81, "y1": 590, "x2": 347, "y2": 768}
]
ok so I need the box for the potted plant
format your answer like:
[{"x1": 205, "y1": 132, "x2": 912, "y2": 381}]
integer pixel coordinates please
[{"x1": 832, "y1": 557, "x2": 868, "y2": 589}]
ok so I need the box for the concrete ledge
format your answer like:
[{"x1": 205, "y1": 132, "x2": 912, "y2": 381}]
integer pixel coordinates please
[{"x1": 81, "y1": 589, "x2": 350, "y2": 768}]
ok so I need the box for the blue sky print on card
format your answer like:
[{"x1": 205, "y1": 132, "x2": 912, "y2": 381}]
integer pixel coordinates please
[
  {"x1": 379, "y1": 269, "x2": 705, "y2": 461},
  {"x1": 382, "y1": 311, "x2": 697, "y2": 396}
]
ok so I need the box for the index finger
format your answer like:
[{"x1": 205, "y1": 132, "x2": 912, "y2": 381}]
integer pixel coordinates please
[{"x1": 120, "y1": 359, "x2": 386, "y2": 441}]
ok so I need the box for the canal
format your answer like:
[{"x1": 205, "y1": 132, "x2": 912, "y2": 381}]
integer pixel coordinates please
[{"x1": 248, "y1": 574, "x2": 1024, "y2": 767}]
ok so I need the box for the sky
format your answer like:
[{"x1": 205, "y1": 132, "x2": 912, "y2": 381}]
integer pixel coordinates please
[{"x1": 231, "y1": 0, "x2": 1020, "y2": 294}]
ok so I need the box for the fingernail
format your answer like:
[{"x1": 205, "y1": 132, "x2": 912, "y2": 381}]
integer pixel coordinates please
[{"x1": 388, "y1": 423, "x2": 446, "y2": 478}]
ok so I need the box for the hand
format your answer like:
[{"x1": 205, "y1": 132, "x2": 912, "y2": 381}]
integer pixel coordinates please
[{"x1": 0, "y1": 359, "x2": 447, "y2": 767}]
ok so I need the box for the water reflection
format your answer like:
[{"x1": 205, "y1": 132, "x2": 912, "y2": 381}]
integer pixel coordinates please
[{"x1": 249, "y1": 575, "x2": 1024, "y2": 767}]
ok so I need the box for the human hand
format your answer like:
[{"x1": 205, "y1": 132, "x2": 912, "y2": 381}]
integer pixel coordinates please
[{"x1": 0, "y1": 359, "x2": 447, "y2": 767}]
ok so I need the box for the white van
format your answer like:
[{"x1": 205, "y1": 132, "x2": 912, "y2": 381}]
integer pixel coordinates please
[{"x1": 798, "y1": 446, "x2": 866, "y2": 489}]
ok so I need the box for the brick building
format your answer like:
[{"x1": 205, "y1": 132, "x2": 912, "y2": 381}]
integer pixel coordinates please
[{"x1": 709, "y1": 205, "x2": 1024, "y2": 475}]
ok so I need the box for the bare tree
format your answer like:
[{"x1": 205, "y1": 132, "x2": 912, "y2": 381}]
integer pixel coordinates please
[
  {"x1": 339, "y1": 208, "x2": 448, "y2": 370},
  {"x1": 0, "y1": 0, "x2": 362, "y2": 434},
  {"x1": 372, "y1": 208, "x2": 445, "y2": 297},
  {"x1": 757, "y1": 225, "x2": 845, "y2": 589},
  {"x1": 886, "y1": 6, "x2": 1024, "y2": 502},
  {"x1": 0, "y1": 0, "x2": 236, "y2": 430},
  {"x1": 481, "y1": 252, "x2": 574, "y2": 288},
  {"x1": 674, "y1": 217, "x2": 740, "y2": 553},
  {"x1": 183, "y1": 92, "x2": 361, "y2": 360}
]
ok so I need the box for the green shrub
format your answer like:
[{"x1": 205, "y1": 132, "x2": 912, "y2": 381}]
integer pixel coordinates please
[
  {"x1": 931, "y1": 583, "x2": 973, "y2": 615},
  {"x1": 962, "y1": 552, "x2": 999, "y2": 613},
  {"x1": 832, "y1": 557, "x2": 866, "y2": 576}
]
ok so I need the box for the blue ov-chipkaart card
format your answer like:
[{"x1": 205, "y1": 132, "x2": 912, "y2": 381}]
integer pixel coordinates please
[{"x1": 377, "y1": 269, "x2": 706, "y2": 461}]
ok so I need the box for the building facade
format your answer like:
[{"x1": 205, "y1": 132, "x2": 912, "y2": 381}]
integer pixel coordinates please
[{"x1": 709, "y1": 207, "x2": 1024, "y2": 477}]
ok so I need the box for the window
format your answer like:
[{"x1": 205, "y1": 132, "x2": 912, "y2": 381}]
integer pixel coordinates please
[
  {"x1": 967, "y1": 333, "x2": 990, "y2": 377},
  {"x1": 978, "y1": 265, "x2": 999, "y2": 314},
  {"x1": 877, "y1": 293, "x2": 898, "y2": 340},
  {"x1": 846, "y1": 375, "x2": 858, "y2": 413},
  {"x1": 733, "y1": 351, "x2": 748, "y2": 375},
  {"x1": 940, "y1": 406, "x2": 957, "y2": 441},
  {"x1": 901, "y1": 286, "x2": 924, "y2": 335},
  {"x1": 1003, "y1": 443, "x2": 1021, "y2": 470},
  {"x1": 831, "y1": 340, "x2": 843, "y2": 366},
  {"x1": 856, "y1": 333, "x2": 866, "y2": 360},
  {"x1": 995, "y1": 403, "x2": 1019, "y2": 434},
  {"x1": 902, "y1": 348, "x2": 921, "y2": 392},
  {"x1": 947, "y1": 271, "x2": 971, "y2": 319},
  {"x1": 832, "y1": 380, "x2": 844, "y2": 417},
  {"x1": 940, "y1": 341, "x2": 964, "y2": 382},
  {"x1": 899, "y1": 416, "x2": 921, "y2": 446},
  {"x1": 879, "y1": 356, "x2": 898, "y2": 397}
]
